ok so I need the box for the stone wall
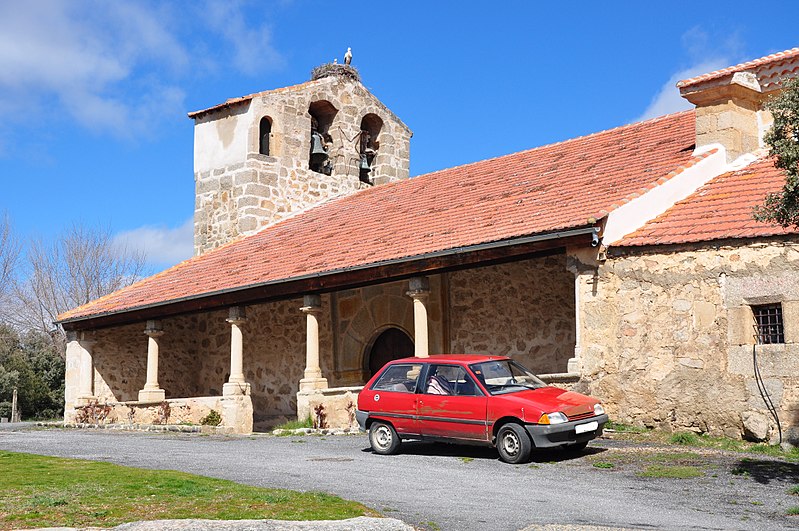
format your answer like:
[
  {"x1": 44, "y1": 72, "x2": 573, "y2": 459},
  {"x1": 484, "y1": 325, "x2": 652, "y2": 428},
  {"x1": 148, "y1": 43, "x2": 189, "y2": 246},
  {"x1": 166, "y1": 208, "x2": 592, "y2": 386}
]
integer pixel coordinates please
[
  {"x1": 447, "y1": 254, "x2": 576, "y2": 374},
  {"x1": 193, "y1": 74, "x2": 412, "y2": 255},
  {"x1": 331, "y1": 278, "x2": 446, "y2": 385},
  {"x1": 573, "y1": 239, "x2": 799, "y2": 442}
]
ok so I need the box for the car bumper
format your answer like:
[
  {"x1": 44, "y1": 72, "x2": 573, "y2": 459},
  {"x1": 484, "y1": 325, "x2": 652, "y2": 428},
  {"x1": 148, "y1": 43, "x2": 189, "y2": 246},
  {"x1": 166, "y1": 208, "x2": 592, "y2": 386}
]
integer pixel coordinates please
[
  {"x1": 524, "y1": 414, "x2": 609, "y2": 448},
  {"x1": 356, "y1": 409, "x2": 369, "y2": 431}
]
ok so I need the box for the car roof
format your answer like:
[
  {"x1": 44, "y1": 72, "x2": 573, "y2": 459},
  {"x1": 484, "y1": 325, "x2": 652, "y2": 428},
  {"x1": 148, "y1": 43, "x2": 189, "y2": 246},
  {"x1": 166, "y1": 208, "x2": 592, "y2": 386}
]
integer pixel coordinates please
[{"x1": 388, "y1": 354, "x2": 509, "y2": 365}]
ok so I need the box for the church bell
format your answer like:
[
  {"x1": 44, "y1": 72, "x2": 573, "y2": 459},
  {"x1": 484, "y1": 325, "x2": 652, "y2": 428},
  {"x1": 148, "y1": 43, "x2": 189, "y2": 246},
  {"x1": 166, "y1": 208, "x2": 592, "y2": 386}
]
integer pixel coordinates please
[
  {"x1": 359, "y1": 154, "x2": 371, "y2": 173},
  {"x1": 310, "y1": 134, "x2": 328, "y2": 163}
]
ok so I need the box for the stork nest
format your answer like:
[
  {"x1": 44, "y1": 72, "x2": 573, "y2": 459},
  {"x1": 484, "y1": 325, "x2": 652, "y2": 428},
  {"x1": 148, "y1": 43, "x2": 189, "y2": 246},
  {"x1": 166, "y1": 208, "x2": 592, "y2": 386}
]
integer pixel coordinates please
[{"x1": 311, "y1": 63, "x2": 361, "y2": 82}]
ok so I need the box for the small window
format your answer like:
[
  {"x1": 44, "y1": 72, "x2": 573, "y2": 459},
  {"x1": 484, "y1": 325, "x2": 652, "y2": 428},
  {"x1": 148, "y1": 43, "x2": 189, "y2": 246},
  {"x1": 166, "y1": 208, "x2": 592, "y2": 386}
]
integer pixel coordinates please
[
  {"x1": 753, "y1": 304, "x2": 784, "y2": 344},
  {"x1": 259, "y1": 116, "x2": 272, "y2": 156},
  {"x1": 372, "y1": 363, "x2": 422, "y2": 393},
  {"x1": 424, "y1": 365, "x2": 483, "y2": 397}
]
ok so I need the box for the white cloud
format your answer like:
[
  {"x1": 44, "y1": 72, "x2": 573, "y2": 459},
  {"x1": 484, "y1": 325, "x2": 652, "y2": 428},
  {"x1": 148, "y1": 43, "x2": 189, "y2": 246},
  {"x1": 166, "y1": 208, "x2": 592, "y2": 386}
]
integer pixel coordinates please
[
  {"x1": 201, "y1": 0, "x2": 284, "y2": 75},
  {"x1": 636, "y1": 60, "x2": 729, "y2": 122},
  {"x1": 114, "y1": 218, "x2": 194, "y2": 270},
  {"x1": 0, "y1": 0, "x2": 188, "y2": 139}
]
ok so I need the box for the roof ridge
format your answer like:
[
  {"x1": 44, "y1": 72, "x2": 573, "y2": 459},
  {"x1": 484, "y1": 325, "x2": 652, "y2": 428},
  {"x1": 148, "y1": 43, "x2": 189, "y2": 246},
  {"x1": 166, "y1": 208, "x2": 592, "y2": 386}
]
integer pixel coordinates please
[
  {"x1": 677, "y1": 47, "x2": 799, "y2": 88},
  {"x1": 413, "y1": 110, "x2": 694, "y2": 180}
]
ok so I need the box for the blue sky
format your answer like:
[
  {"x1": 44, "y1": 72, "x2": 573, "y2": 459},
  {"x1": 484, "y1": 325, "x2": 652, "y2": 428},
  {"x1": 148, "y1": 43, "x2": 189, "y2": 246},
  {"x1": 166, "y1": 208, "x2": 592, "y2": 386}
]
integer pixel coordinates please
[{"x1": 1, "y1": 0, "x2": 798, "y2": 272}]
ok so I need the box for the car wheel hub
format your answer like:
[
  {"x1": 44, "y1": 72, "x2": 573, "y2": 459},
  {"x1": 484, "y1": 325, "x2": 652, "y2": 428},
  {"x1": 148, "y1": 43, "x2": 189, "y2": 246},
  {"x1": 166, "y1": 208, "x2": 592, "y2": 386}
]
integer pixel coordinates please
[
  {"x1": 502, "y1": 431, "x2": 519, "y2": 456},
  {"x1": 375, "y1": 426, "x2": 392, "y2": 448}
]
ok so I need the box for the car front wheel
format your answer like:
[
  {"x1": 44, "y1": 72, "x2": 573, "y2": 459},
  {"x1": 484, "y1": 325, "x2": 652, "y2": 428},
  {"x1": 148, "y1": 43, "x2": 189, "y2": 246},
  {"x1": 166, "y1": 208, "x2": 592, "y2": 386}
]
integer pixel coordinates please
[
  {"x1": 369, "y1": 421, "x2": 401, "y2": 455},
  {"x1": 496, "y1": 423, "x2": 532, "y2": 464}
]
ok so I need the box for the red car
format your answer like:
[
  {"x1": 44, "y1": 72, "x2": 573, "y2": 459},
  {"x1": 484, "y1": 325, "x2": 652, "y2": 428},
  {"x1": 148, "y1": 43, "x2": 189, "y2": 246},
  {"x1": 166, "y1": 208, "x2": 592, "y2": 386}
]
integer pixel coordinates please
[{"x1": 356, "y1": 354, "x2": 608, "y2": 463}]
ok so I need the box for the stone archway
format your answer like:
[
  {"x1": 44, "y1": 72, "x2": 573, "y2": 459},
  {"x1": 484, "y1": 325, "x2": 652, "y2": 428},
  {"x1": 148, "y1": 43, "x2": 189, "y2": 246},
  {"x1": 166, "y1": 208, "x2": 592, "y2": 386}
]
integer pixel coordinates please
[{"x1": 365, "y1": 327, "x2": 414, "y2": 378}]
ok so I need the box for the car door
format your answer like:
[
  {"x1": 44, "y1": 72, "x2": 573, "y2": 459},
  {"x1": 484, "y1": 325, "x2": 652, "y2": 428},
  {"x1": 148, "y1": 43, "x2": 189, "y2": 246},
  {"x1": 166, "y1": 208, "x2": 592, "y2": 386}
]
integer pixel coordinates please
[
  {"x1": 365, "y1": 362, "x2": 423, "y2": 435},
  {"x1": 417, "y1": 364, "x2": 488, "y2": 442}
]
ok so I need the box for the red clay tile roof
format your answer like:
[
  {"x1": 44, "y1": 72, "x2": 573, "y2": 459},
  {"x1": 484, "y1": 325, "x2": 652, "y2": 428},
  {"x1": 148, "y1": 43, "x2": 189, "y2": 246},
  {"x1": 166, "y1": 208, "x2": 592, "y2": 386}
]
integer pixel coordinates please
[
  {"x1": 617, "y1": 157, "x2": 798, "y2": 247},
  {"x1": 677, "y1": 47, "x2": 799, "y2": 89},
  {"x1": 60, "y1": 111, "x2": 700, "y2": 322}
]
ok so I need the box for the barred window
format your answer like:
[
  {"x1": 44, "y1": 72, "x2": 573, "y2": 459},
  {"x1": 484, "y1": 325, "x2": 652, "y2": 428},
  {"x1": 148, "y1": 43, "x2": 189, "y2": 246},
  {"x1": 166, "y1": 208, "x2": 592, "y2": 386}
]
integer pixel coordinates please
[{"x1": 752, "y1": 304, "x2": 784, "y2": 344}]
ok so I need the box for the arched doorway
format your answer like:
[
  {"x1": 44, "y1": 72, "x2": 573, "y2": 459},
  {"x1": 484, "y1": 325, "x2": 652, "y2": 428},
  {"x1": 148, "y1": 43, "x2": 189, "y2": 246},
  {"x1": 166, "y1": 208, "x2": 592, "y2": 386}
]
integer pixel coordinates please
[{"x1": 366, "y1": 327, "x2": 414, "y2": 378}]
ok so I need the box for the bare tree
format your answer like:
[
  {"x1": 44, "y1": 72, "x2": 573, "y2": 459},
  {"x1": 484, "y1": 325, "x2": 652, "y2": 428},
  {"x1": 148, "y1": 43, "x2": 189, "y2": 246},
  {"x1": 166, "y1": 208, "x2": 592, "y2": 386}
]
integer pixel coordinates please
[
  {"x1": 0, "y1": 214, "x2": 20, "y2": 317},
  {"x1": 13, "y1": 223, "x2": 146, "y2": 351}
]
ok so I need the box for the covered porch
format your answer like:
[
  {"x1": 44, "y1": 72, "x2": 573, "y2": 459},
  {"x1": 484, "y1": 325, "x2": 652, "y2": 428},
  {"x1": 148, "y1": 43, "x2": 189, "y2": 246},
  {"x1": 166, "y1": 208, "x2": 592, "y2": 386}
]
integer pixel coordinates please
[{"x1": 62, "y1": 227, "x2": 600, "y2": 434}]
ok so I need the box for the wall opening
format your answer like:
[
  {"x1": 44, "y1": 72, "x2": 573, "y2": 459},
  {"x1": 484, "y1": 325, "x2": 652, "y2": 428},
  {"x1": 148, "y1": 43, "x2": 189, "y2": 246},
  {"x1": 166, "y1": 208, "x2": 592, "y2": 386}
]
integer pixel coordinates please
[
  {"x1": 753, "y1": 303, "x2": 785, "y2": 344},
  {"x1": 309, "y1": 100, "x2": 338, "y2": 175},
  {"x1": 358, "y1": 114, "x2": 383, "y2": 183},
  {"x1": 259, "y1": 116, "x2": 272, "y2": 156},
  {"x1": 365, "y1": 327, "x2": 414, "y2": 378}
]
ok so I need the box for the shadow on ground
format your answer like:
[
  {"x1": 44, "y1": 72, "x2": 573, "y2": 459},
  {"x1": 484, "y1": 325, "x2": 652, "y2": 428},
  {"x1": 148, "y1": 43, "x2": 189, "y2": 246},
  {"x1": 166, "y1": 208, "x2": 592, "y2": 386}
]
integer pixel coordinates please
[
  {"x1": 732, "y1": 458, "x2": 799, "y2": 485},
  {"x1": 361, "y1": 441, "x2": 606, "y2": 463}
]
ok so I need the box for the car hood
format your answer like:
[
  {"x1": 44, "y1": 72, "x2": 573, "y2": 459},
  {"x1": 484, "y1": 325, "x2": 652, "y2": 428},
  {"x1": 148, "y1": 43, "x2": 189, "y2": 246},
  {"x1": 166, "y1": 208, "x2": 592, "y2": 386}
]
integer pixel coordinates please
[{"x1": 496, "y1": 387, "x2": 598, "y2": 418}]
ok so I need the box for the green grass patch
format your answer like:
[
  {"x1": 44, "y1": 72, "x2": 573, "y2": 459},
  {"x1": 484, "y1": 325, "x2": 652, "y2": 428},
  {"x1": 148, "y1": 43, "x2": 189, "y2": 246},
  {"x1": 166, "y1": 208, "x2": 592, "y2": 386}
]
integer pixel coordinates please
[
  {"x1": 604, "y1": 421, "x2": 648, "y2": 434},
  {"x1": 592, "y1": 461, "x2": 614, "y2": 469},
  {"x1": 789, "y1": 485, "x2": 799, "y2": 495},
  {"x1": 669, "y1": 432, "x2": 701, "y2": 445},
  {"x1": 274, "y1": 417, "x2": 313, "y2": 431},
  {"x1": 638, "y1": 464, "x2": 703, "y2": 479},
  {"x1": 459, "y1": 457, "x2": 474, "y2": 463},
  {"x1": 787, "y1": 506, "x2": 799, "y2": 516},
  {"x1": 0, "y1": 451, "x2": 370, "y2": 529}
]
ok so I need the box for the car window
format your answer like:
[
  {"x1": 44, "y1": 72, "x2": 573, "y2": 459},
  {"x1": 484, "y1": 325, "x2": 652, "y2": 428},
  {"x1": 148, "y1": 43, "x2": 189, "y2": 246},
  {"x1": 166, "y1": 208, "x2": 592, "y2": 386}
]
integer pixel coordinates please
[
  {"x1": 470, "y1": 359, "x2": 545, "y2": 395},
  {"x1": 371, "y1": 364, "x2": 423, "y2": 393},
  {"x1": 424, "y1": 364, "x2": 483, "y2": 397}
]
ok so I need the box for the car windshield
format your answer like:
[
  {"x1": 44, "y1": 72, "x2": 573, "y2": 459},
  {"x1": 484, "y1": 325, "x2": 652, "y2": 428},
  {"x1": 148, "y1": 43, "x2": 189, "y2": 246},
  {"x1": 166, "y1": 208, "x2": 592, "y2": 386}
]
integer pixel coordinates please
[{"x1": 469, "y1": 359, "x2": 546, "y2": 395}]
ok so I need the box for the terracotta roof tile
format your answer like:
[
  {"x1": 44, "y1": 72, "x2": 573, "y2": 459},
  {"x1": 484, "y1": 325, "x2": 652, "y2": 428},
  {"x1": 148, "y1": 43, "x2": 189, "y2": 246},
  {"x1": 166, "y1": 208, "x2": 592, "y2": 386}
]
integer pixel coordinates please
[
  {"x1": 618, "y1": 157, "x2": 798, "y2": 247},
  {"x1": 677, "y1": 47, "x2": 799, "y2": 89},
  {"x1": 60, "y1": 111, "x2": 699, "y2": 322}
]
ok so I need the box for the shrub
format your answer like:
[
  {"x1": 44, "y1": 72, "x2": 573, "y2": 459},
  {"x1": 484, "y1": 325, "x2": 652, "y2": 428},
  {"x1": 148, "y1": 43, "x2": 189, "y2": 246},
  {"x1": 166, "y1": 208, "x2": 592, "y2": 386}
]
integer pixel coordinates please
[
  {"x1": 670, "y1": 432, "x2": 700, "y2": 445},
  {"x1": 200, "y1": 410, "x2": 222, "y2": 426}
]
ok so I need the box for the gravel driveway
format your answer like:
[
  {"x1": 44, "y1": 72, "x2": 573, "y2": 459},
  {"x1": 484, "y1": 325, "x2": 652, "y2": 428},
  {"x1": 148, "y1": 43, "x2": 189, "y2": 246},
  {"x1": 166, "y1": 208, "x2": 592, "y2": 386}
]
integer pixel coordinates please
[{"x1": 1, "y1": 426, "x2": 797, "y2": 530}]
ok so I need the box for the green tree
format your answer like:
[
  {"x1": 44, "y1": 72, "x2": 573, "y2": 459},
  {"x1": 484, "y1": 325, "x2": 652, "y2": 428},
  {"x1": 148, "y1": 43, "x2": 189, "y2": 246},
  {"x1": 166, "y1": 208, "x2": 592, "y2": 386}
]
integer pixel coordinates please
[
  {"x1": 0, "y1": 325, "x2": 64, "y2": 420},
  {"x1": 754, "y1": 78, "x2": 799, "y2": 226}
]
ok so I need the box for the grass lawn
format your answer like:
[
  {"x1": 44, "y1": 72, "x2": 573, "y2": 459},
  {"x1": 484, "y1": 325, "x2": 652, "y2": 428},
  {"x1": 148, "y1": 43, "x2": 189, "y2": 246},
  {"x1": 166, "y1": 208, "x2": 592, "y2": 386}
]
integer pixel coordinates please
[{"x1": 0, "y1": 451, "x2": 372, "y2": 530}]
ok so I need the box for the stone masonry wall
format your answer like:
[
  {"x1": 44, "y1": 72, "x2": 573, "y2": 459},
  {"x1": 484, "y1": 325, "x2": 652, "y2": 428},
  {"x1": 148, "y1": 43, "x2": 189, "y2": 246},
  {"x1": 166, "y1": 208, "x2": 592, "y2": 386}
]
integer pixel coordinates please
[
  {"x1": 332, "y1": 278, "x2": 446, "y2": 385},
  {"x1": 573, "y1": 239, "x2": 799, "y2": 442},
  {"x1": 194, "y1": 74, "x2": 412, "y2": 255},
  {"x1": 84, "y1": 297, "x2": 331, "y2": 432},
  {"x1": 448, "y1": 254, "x2": 576, "y2": 374}
]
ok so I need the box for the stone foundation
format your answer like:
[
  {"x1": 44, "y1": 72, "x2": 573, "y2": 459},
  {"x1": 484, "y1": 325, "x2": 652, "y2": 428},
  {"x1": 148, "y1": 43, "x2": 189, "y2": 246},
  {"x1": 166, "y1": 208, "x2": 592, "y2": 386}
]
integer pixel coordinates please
[
  {"x1": 65, "y1": 395, "x2": 253, "y2": 435},
  {"x1": 297, "y1": 386, "x2": 361, "y2": 431}
]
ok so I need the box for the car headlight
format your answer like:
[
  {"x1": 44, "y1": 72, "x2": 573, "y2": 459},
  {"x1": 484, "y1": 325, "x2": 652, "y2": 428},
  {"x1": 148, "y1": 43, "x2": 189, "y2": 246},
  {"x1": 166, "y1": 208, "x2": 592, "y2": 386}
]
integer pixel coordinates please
[
  {"x1": 594, "y1": 403, "x2": 605, "y2": 416},
  {"x1": 538, "y1": 412, "x2": 568, "y2": 425}
]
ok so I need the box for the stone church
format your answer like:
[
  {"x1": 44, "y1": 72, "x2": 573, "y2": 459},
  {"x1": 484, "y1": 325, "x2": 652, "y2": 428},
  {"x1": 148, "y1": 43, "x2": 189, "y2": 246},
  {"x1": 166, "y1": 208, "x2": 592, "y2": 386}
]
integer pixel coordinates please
[{"x1": 60, "y1": 50, "x2": 799, "y2": 443}]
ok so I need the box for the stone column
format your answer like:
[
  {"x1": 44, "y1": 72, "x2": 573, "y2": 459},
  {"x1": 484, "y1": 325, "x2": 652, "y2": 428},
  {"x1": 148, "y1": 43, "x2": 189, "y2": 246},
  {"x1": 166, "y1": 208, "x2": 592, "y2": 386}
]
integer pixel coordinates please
[
  {"x1": 138, "y1": 320, "x2": 166, "y2": 402},
  {"x1": 299, "y1": 294, "x2": 328, "y2": 391},
  {"x1": 76, "y1": 333, "x2": 96, "y2": 405},
  {"x1": 407, "y1": 276, "x2": 430, "y2": 358},
  {"x1": 223, "y1": 306, "x2": 251, "y2": 396}
]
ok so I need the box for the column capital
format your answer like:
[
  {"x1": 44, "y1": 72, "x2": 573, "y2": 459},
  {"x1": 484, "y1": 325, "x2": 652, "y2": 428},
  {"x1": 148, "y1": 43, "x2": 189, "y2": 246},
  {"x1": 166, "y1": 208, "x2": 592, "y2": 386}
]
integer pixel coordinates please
[
  {"x1": 226, "y1": 306, "x2": 248, "y2": 326},
  {"x1": 302, "y1": 294, "x2": 322, "y2": 308},
  {"x1": 144, "y1": 328, "x2": 165, "y2": 339},
  {"x1": 144, "y1": 320, "x2": 164, "y2": 338}
]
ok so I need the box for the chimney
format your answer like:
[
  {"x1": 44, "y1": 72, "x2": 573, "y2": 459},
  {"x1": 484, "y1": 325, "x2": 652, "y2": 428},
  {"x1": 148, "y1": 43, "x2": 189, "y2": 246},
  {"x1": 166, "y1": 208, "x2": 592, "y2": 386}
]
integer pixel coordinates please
[
  {"x1": 679, "y1": 71, "x2": 766, "y2": 163},
  {"x1": 677, "y1": 48, "x2": 799, "y2": 163}
]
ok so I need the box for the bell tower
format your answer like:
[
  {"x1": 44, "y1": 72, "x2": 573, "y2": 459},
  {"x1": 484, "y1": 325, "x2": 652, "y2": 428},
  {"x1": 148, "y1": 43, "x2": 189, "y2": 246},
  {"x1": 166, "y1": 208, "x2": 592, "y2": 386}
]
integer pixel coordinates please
[{"x1": 189, "y1": 64, "x2": 412, "y2": 255}]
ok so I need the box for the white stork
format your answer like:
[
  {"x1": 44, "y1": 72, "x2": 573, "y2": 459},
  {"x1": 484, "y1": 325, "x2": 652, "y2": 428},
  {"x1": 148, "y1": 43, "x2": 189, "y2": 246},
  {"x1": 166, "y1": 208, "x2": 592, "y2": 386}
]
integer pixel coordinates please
[{"x1": 344, "y1": 47, "x2": 352, "y2": 65}]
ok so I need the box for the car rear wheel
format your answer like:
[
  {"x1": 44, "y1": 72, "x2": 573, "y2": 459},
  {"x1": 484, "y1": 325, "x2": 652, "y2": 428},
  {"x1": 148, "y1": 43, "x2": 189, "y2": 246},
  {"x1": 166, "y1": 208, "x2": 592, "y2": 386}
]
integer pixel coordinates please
[
  {"x1": 369, "y1": 421, "x2": 401, "y2": 455},
  {"x1": 496, "y1": 423, "x2": 532, "y2": 464}
]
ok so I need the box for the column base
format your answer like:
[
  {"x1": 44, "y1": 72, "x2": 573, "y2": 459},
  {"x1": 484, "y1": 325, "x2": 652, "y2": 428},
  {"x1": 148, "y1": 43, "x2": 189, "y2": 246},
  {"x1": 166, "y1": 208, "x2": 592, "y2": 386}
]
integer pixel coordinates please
[
  {"x1": 299, "y1": 377, "x2": 329, "y2": 392},
  {"x1": 223, "y1": 382, "x2": 252, "y2": 396},
  {"x1": 76, "y1": 395, "x2": 98, "y2": 406},
  {"x1": 567, "y1": 356, "x2": 581, "y2": 374},
  {"x1": 138, "y1": 388, "x2": 165, "y2": 402}
]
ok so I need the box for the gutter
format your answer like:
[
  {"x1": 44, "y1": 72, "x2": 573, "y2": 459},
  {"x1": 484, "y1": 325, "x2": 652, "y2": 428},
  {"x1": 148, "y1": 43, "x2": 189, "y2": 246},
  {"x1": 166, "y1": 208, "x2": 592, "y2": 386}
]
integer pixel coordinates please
[{"x1": 59, "y1": 225, "x2": 599, "y2": 326}]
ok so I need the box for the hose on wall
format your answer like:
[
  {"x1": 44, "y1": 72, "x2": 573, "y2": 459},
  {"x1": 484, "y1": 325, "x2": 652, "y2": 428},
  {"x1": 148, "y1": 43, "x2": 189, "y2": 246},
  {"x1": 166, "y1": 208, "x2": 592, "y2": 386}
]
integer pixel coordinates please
[{"x1": 752, "y1": 343, "x2": 782, "y2": 444}]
